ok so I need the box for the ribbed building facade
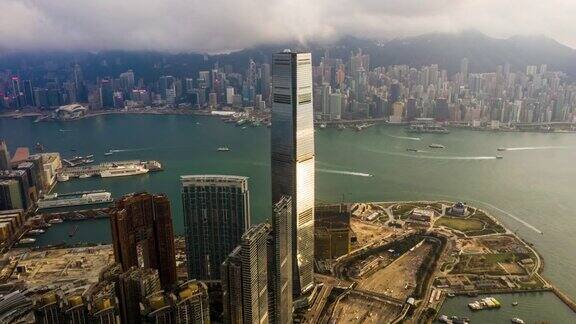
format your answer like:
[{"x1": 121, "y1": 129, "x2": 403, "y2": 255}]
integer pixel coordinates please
[
  {"x1": 268, "y1": 196, "x2": 293, "y2": 324},
  {"x1": 222, "y1": 223, "x2": 270, "y2": 324},
  {"x1": 181, "y1": 175, "x2": 250, "y2": 280},
  {"x1": 271, "y1": 51, "x2": 315, "y2": 295}
]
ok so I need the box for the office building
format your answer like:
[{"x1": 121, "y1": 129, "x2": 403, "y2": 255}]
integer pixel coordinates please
[
  {"x1": 109, "y1": 192, "x2": 177, "y2": 289},
  {"x1": 271, "y1": 51, "x2": 315, "y2": 295},
  {"x1": 181, "y1": 175, "x2": 250, "y2": 280},
  {"x1": 268, "y1": 196, "x2": 293, "y2": 324},
  {"x1": 222, "y1": 223, "x2": 270, "y2": 324}
]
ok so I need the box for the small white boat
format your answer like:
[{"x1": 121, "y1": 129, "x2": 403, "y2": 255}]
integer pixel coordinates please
[
  {"x1": 104, "y1": 151, "x2": 113, "y2": 156},
  {"x1": 511, "y1": 318, "x2": 524, "y2": 324},
  {"x1": 19, "y1": 238, "x2": 36, "y2": 244},
  {"x1": 48, "y1": 218, "x2": 64, "y2": 224},
  {"x1": 28, "y1": 229, "x2": 45, "y2": 235},
  {"x1": 217, "y1": 147, "x2": 230, "y2": 152},
  {"x1": 79, "y1": 174, "x2": 91, "y2": 179}
]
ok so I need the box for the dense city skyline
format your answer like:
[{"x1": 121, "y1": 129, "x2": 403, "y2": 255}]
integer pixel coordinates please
[{"x1": 1, "y1": 1, "x2": 576, "y2": 320}]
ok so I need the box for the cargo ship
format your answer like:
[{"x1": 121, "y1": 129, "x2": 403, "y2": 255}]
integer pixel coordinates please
[
  {"x1": 100, "y1": 164, "x2": 149, "y2": 178},
  {"x1": 38, "y1": 190, "x2": 113, "y2": 209}
]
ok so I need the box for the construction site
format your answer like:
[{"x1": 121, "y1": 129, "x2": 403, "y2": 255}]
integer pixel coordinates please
[{"x1": 303, "y1": 200, "x2": 556, "y2": 323}]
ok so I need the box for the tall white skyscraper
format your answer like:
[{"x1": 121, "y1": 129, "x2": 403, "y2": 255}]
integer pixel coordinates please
[{"x1": 271, "y1": 51, "x2": 315, "y2": 296}]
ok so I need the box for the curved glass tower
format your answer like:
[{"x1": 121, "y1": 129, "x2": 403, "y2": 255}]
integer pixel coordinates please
[{"x1": 271, "y1": 51, "x2": 315, "y2": 296}]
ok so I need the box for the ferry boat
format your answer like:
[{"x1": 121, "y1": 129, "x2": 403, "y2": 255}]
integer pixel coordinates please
[
  {"x1": 19, "y1": 238, "x2": 36, "y2": 244},
  {"x1": 429, "y1": 144, "x2": 446, "y2": 149},
  {"x1": 38, "y1": 190, "x2": 113, "y2": 209},
  {"x1": 100, "y1": 165, "x2": 149, "y2": 178},
  {"x1": 57, "y1": 174, "x2": 70, "y2": 182},
  {"x1": 217, "y1": 147, "x2": 230, "y2": 152},
  {"x1": 511, "y1": 318, "x2": 524, "y2": 324}
]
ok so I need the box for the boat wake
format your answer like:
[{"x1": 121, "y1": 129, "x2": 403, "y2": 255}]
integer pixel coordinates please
[
  {"x1": 388, "y1": 135, "x2": 421, "y2": 141},
  {"x1": 471, "y1": 200, "x2": 544, "y2": 234},
  {"x1": 109, "y1": 147, "x2": 153, "y2": 153},
  {"x1": 368, "y1": 149, "x2": 499, "y2": 161},
  {"x1": 318, "y1": 169, "x2": 373, "y2": 177},
  {"x1": 499, "y1": 146, "x2": 574, "y2": 151}
]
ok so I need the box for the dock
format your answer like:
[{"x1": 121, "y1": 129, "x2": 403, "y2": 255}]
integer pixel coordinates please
[{"x1": 58, "y1": 160, "x2": 162, "y2": 179}]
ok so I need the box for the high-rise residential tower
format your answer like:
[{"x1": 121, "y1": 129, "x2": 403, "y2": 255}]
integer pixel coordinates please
[
  {"x1": 181, "y1": 175, "x2": 250, "y2": 280},
  {"x1": 271, "y1": 51, "x2": 315, "y2": 296},
  {"x1": 222, "y1": 223, "x2": 270, "y2": 324},
  {"x1": 109, "y1": 192, "x2": 177, "y2": 289},
  {"x1": 268, "y1": 196, "x2": 293, "y2": 324}
]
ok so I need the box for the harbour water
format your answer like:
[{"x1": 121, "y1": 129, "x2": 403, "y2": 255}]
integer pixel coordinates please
[
  {"x1": 2, "y1": 114, "x2": 576, "y2": 321},
  {"x1": 440, "y1": 292, "x2": 575, "y2": 323}
]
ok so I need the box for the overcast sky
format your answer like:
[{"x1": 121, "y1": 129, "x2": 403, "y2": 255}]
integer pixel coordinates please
[{"x1": 1, "y1": 0, "x2": 575, "y2": 53}]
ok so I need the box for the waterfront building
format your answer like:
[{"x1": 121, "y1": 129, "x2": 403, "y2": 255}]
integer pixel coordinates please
[
  {"x1": 109, "y1": 192, "x2": 177, "y2": 289},
  {"x1": 222, "y1": 223, "x2": 271, "y2": 324},
  {"x1": 181, "y1": 175, "x2": 250, "y2": 280},
  {"x1": 268, "y1": 196, "x2": 293, "y2": 324},
  {"x1": 0, "y1": 170, "x2": 31, "y2": 210},
  {"x1": 271, "y1": 51, "x2": 315, "y2": 296},
  {"x1": 0, "y1": 179, "x2": 24, "y2": 211}
]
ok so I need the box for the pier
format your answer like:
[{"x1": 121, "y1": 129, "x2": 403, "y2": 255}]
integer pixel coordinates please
[
  {"x1": 59, "y1": 160, "x2": 162, "y2": 178},
  {"x1": 551, "y1": 286, "x2": 576, "y2": 313}
]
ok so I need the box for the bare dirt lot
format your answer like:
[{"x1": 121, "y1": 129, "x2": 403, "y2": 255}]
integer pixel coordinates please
[
  {"x1": 330, "y1": 292, "x2": 402, "y2": 323},
  {"x1": 357, "y1": 241, "x2": 433, "y2": 300}
]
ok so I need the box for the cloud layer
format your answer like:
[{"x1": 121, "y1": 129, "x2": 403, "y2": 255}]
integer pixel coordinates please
[{"x1": 1, "y1": 0, "x2": 575, "y2": 52}]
